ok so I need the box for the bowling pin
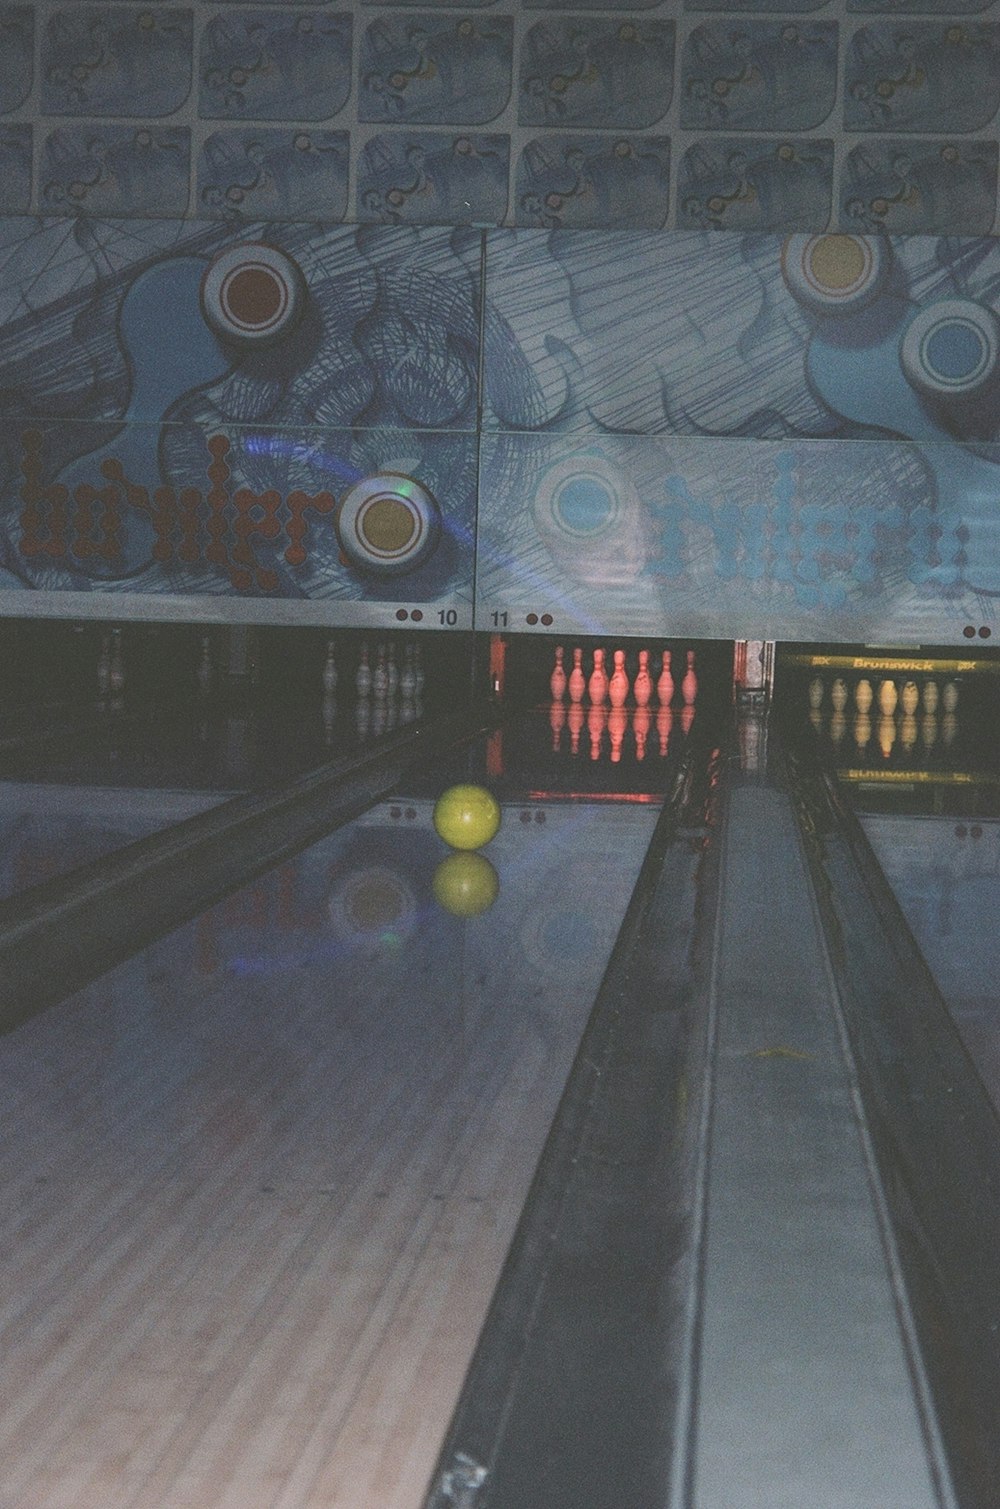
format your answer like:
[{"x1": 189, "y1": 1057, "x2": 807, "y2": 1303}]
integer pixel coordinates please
[
  {"x1": 942, "y1": 680, "x2": 959, "y2": 713},
  {"x1": 855, "y1": 678, "x2": 873, "y2": 713},
  {"x1": 830, "y1": 677, "x2": 848, "y2": 713},
  {"x1": 372, "y1": 644, "x2": 389, "y2": 700},
  {"x1": 609, "y1": 649, "x2": 629, "y2": 708},
  {"x1": 587, "y1": 703, "x2": 606, "y2": 760},
  {"x1": 588, "y1": 648, "x2": 608, "y2": 706},
  {"x1": 877, "y1": 714, "x2": 896, "y2": 759},
  {"x1": 657, "y1": 650, "x2": 674, "y2": 707},
  {"x1": 877, "y1": 678, "x2": 897, "y2": 716},
  {"x1": 109, "y1": 628, "x2": 125, "y2": 696},
  {"x1": 197, "y1": 633, "x2": 213, "y2": 697},
  {"x1": 900, "y1": 713, "x2": 918, "y2": 752},
  {"x1": 633, "y1": 650, "x2": 652, "y2": 708},
  {"x1": 567, "y1": 702, "x2": 584, "y2": 755},
  {"x1": 921, "y1": 713, "x2": 937, "y2": 750},
  {"x1": 549, "y1": 699, "x2": 566, "y2": 752},
  {"x1": 681, "y1": 650, "x2": 697, "y2": 706},
  {"x1": 854, "y1": 712, "x2": 872, "y2": 752},
  {"x1": 633, "y1": 705, "x2": 651, "y2": 761},
  {"x1": 322, "y1": 637, "x2": 338, "y2": 694},
  {"x1": 568, "y1": 647, "x2": 586, "y2": 703},
  {"x1": 400, "y1": 643, "x2": 417, "y2": 698},
  {"x1": 808, "y1": 676, "x2": 823, "y2": 710},
  {"x1": 321, "y1": 691, "x2": 337, "y2": 745},
  {"x1": 830, "y1": 711, "x2": 847, "y2": 747},
  {"x1": 608, "y1": 705, "x2": 627, "y2": 763},
  {"x1": 809, "y1": 707, "x2": 822, "y2": 731},
  {"x1": 656, "y1": 705, "x2": 673, "y2": 756},
  {"x1": 900, "y1": 679, "x2": 919, "y2": 716},
  {"x1": 681, "y1": 704, "x2": 695, "y2": 736},
  {"x1": 356, "y1": 643, "x2": 372, "y2": 697},
  {"x1": 550, "y1": 645, "x2": 567, "y2": 701},
  {"x1": 922, "y1": 680, "x2": 939, "y2": 714}
]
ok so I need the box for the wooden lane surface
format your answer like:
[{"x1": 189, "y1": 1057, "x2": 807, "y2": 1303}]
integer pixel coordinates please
[{"x1": 0, "y1": 806, "x2": 656, "y2": 1509}]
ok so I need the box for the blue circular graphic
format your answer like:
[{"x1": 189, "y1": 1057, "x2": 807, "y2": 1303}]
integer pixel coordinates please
[
  {"x1": 925, "y1": 323, "x2": 988, "y2": 383},
  {"x1": 554, "y1": 477, "x2": 615, "y2": 535}
]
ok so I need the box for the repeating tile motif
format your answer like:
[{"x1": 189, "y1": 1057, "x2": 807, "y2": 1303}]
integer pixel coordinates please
[
  {"x1": 197, "y1": 128, "x2": 349, "y2": 218},
  {"x1": 0, "y1": 0, "x2": 996, "y2": 233},
  {"x1": 359, "y1": 131, "x2": 508, "y2": 222}
]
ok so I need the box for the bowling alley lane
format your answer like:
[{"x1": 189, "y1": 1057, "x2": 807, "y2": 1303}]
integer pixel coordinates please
[{"x1": 0, "y1": 726, "x2": 674, "y2": 1509}]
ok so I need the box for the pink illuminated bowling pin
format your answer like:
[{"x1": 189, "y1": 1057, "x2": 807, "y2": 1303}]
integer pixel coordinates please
[
  {"x1": 609, "y1": 649, "x2": 629, "y2": 708},
  {"x1": 550, "y1": 645, "x2": 567, "y2": 701},
  {"x1": 568, "y1": 647, "x2": 586, "y2": 703},
  {"x1": 657, "y1": 650, "x2": 674, "y2": 706},
  {"x1": 549, "y1": 700, "x2": 566, "y2": 751},
  {"x1": 588, "y1": 648, "x2": 608, "y2": 706},
  {"x1": 656, "y1": 705, "x2": 673, "y2": 756},
  {"x1": 633, "y1": 649, "x2": 652, "y2": 707},
  {"x1": 608, "y1": 705, "x2": 627, "y2": 763},
  {"x1": 633, "y1": 705, "x2": 651, "y2": 760},
  {"x1": 588, "y1": 703, "x2": 606, "y2": 760},
  {"x1": 682, "y1": 650, "x2": 697, "y2": 706},
  {"x1": 567, "y1": 702, "x2": 584, "y2": 754}
]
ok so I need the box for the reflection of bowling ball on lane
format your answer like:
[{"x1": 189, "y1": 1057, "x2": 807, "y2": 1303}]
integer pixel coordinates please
[
  {"x1": 432, "y1": 784, "x2": 501, "y2": 851},
  {"x1": 432, "y1": 851, "x2": 499, "y2": 917}
]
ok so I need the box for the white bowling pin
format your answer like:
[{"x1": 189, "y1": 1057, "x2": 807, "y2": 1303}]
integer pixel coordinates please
[
  {"x1": 877, "y1": 678, "x2": 898, "y2": 716},
  {"x1": 681, "y1": 650, "x2": 697, "y2": 706},
  {"x1": 633, "y1": 650, "x2": 652, "y2": 708},
  {"x1": 808, "y1": 676, "x2": 823, "y2": 709},
  {"x1": 550, "y1": 645, "x2": 567, "y2": 701},
  {"x1": 609, "y1": 649, "x2": 629, "y2": 708},
  {"x1": 568, "y1": 647, "x2": 586, "y2": 703},
  {"x1": 657, "y1": 650, "x2": 674, "y2": 707},
  {"x1": 588, "y1": 648, "x2": 608, "y2": 706}
]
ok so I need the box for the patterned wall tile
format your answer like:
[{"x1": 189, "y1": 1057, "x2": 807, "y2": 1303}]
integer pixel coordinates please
[
  {"x1": 358, "y1": 132, "x2": 508, "y2": 223},
  {"x1": 41, "y1": 126, "x2": 190, "y2": 215},
  {"x1": 0, "y1": 6, "x2": 33, "y2": 116},
  {"x1": 841, "y1": 138, "x2": 998, "y2": 233},
  {"x1": 200, "y1": 10, "x2": 352, "y2": 120},
  {"x1": 0, "y1": 125, "x2": 31, "y2": 211},
  {"x1": 678, "y1": 137, "x2": 832, "y2": 230},
  {"x1": 359, "y1": 14, "x2": 513, "y2": 124},
  {"x1": 198, "y1": 128, "x2": 348, "y2": 219},
  {"x1": 845, "y1": 23, "x2": 1000, "y2": 133},
  {"x1": 681, "y1": 22, "x2": 838, "y2": 131},
  {"x1": 847, "y1": 0, "x2": 993, "y2": 13},
  {"x1": 515, "y1": 134, "x2": 670, "y2": 228},
  {"x1": 41, "y1": 7, "x2": 193, "y2": 117},
  {"x1": 519, "y1": 19, "x2": 674, "y2": 129}
]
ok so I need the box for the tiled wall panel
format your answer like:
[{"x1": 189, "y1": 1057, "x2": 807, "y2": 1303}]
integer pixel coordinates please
[{"x1": 0, "y1": 0, "x2": 996, "y2": 232}]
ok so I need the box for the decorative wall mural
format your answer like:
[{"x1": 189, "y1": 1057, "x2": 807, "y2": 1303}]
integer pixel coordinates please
[{"x1": 0, "y1": 0, "x2": 996, "y2": 232}]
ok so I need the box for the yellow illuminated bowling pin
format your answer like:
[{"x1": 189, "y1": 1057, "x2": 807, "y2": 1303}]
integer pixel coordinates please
[
  {"x1": 942, "y1": 680, "x2": 959, "y2": 713},
  {"x1": 808, "y1": 676, "x2": 823, "y2": 709},
  {"x1": 854, "y1": 712, "x2": 872, "y2": 752},
  {"x1": 855, "y1": 678, "x2": 873, "y2": 713},
  {"x1": 900, "y1": 680, "x2": 919, "y2": 715},
  {"x1": 877, "y1": 714, "x2": 895, "y2": 759},
  {"x1": 609, "y1": 649, "x2": 629, "y2": 708},
  {"x1": 877, "y1": 678, "x2": 898, "y2": 716}
]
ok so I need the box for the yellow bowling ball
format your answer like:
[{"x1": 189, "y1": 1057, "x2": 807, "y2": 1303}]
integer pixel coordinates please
[
  {"x1": 432, "y1": 852, "x2": 500, "y2": 917},
  {"x1": 432, "y1": 783, "x2": 501, "y2": 851}
]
